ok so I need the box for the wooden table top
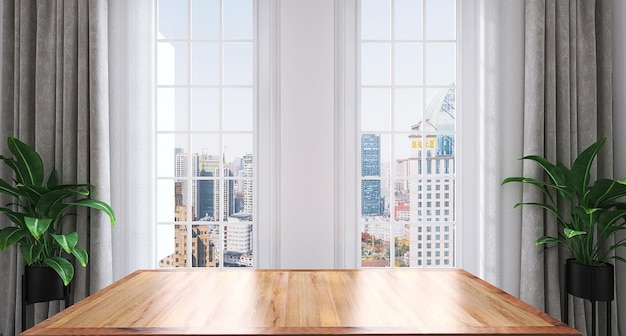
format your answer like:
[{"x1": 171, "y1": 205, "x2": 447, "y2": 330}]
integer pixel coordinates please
[{"x1": 22, "y1": 269, "x2": 580, "y2": 335}]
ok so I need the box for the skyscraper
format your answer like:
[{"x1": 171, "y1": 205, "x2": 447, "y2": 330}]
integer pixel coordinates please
[
  {"x1": 242, "y1": 154, "x2": 253, "y2": 217},
  {"x1": 158, "y1": 225, "x2": 217, "y2": 268},
  {"x1": 407, "y1": 87, "x2": 456, "y2": 267},
  {"x1": 361, "y1": 134, "x2": 382, "y2": 216}
]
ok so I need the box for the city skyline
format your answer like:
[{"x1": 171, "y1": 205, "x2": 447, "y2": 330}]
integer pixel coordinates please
[
  {"x1": 158, "y1": 148, "x2": 254, "y2": 268},
  {"x1": 361, "y1": 87, "x2": 456, "y2": 268}
]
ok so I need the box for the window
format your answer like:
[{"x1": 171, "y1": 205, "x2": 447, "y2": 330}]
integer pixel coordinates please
[
  {"x1": 155, "y1": 0, "x2": 256, "y2": 268},
  {"x1": 359, "y1": 0, "x2": 457, "y2": 268}
]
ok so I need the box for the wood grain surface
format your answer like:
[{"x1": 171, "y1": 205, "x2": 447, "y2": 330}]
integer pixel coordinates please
[{"x1": 22, "y1": 269, "x2": 581, "y2": 335}]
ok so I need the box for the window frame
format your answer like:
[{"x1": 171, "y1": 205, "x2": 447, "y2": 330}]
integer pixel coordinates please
[
  {"x1": 153, "y1": 0, "x2": 259, "y2": 269},
  {"x1": 336, "y1": 0, "x2": 479, "y2": 270}
]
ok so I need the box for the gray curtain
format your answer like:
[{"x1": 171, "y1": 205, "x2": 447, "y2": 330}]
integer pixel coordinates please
[
  {"x1": 0, "y1": 0, "x2": 112, "y2": 335},
  {"x1": 522, "y1": 0, "x2": 617, "y2": 335}
]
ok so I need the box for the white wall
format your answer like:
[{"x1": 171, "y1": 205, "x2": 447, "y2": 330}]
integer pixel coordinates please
[
  {"x1": 279, "y1": 0, "x2": 336, "y2": 268},
  {"x1": 611, "y1": 0, "x2": 626, "y2": 328}
]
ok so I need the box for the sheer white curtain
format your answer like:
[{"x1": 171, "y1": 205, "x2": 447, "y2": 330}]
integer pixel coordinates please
[
  {"x1": 108, "y1": 0, "x2": 155, "y2": 282},
  {"x1": 473, "y1": 0, "x2": 525, "y2": 296}
]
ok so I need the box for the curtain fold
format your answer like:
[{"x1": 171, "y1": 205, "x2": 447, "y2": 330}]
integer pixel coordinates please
[
  {"x1": 0, "y1": 0, "x2": 113, "y2": 334},
  {"x1": 522, "y1": 0, "x2": 617, "y2": 335}
]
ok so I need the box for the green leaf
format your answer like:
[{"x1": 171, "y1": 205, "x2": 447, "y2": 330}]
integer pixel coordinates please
[
  {"x1": 24, "y1": 217, "x2": 53, "y2": 240},
  {"x1": 0, "y1": 227, "x2": 29, "y2": 250},
  {"x1": 0, "y1": 178, "x2": 22, "y2": 198},
  {"x1": 44, "y1": 257, "x2": 74, "y2": 286},
  {"x1": 512, "y1": 202, "x2": 559, "y2": 215},
  {"x1": 20, "y1": 243, "x2": 45, "y2": 265},
  {"x1": 571, "y1": 138, "x2": 605, "y2": 199},
  {"x1": 49, "y1": 183, "x2": 92, "y2": 192},
  {"x1": 581, "y1": 206, "x2": 600, "y2": 215},
  {"x1": 587, "y1": 179, "x2": 626, "y2": 207},
  {"x1": 72, "y1": 246, "x2": 88, "y2": 267},
  {"x1": 37, "y1": 189, "x2": 88, "y2": 218},
  {"x1": 0, "y1": 155, "x2": 21, "y2": 180},
  {"x1": 46, "y1": 169, "x2": 59, "y2": 189},
  {"x1": 52, "y1": 232, "x2": 78, "y2": 254},
  {"x1": 598, "y1": 210, "x2": 626, "y2": 230},
  {"x1": 7, "y1": 137, "x2": 44, "y2": 186},
  {"x1": 520, "y1": 155, "x2": 567, "y2": 187},
  {"x1": 0, "y1": 208, "x2": 26, "y2": 227},
  {"x1": 67, "y1": 199, "x2": 116, "y2": 226},
  {"x1": 536, "y1": 236, "x2": 560, "y2": 245},
  {"x1": 564, "y1": 228, "x2": 587, "y2": 239},
  {"x1": 611, "y1": 255, "x2": 626, "y2": 264}
]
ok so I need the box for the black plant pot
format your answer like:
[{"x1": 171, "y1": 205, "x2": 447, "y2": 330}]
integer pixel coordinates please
[
  {"x1": 24, "y1": 266, "x2": 68, "y2": 304},
  {"x1": 22, "y1": 266, "x2": 71, "y2": 332},
  {"x1": 565, "y1": 258, "x2": 614, "y2": 302}
]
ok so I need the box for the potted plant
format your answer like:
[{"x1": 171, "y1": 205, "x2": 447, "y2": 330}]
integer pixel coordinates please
[
  {"x1": 0, "y1": 137, "x2": 116, "y2": 291},
  {"x1": 502, "y1": 137, "x2": 626, "y2": 329}
]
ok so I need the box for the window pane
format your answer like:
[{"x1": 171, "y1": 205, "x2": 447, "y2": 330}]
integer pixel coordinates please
[
  {"x1": 223, "y1": 133, "x2": 253, "y2": 165},
  {"x1": 394, "y1": 223, "x2": 410, "y2": 267},
  {"x1": 361, "y1": 223, "x2": 390, "y2": 267},
  {"x1": 196, "y1": 177, "x2": 218, "y2": 221},
  {"x1": 157, "y1": 179, "x2": 176, "y2": 222},
  {"x1": 361, "y1": 132, "x2": 391, "y2": 177},
  {"x1": 221, "y1": 135, "x2": 253, "y2": 223},
  {"x1": 157, "y1": 224, "x2": 180, "y2": 267},
  {"x1": 223, "y1": 224, "x2": 253, "y2": 267},
  {"x1": 394, "y1": 43, "x2": 422, "y2": 86},
  {"x1": 223, "y1": 89, "x2": 253, "y2": 131},
  {"x1": 361, "y1": 0, "x2": 391, "y2": 40},
  {"x1": 361, "y1": 134, "x2": 380, "y2": 178},
  {"x1": 394, "y1": 88, "x2": 422, "y2": 132},
  {"x1": 361, "y1": 179, "x2": 382, "y2": 217},
  {"x1": 192, "y1": 0, "x2": 219, "y2": 39},
  {"x1": 158, "y1": 42, "x2": 188, "y2": 85},
  {"x1": 223, "y1": 0, "x2": 253, "y2": 40},
  {"x1": 361, "y1": 134, "x2": 391, "y2": 221},
  {"x1": 393, "y1": 134, "x2": 413, "y2": 171},
  {"x1": 394, "y1": 0, "x2": 422, "y2": 40},
  {"x1": 191, "y1": 88, "x2": 220, "y2": 131},
  {"x1": 223, "y1": 43, "x2": 253, "y2": 85},
  {"x1": 192, "y1": 43, "x2": 220, "y2": 85},
  {"x1": 157, "y1": 134, "x2": 188, "y2": 178},
  {"x1": 361, "y1": 43, "x2": 391, "y2": 85},
  {"x1": 226, "y1": 176, "x2": 254, "y2": 222},
  {"x1": 361, "y1": 88, "x2": 391, "y2": 131},
  {"x1": 191, "y1": 134, "x2": 221, "y2": 176},
  {"x1": 157, "y1": 88, "x2": 188, "y2": 131},
  {"x1": 192, "y1": 224, "x2": 220, "y2": 267},
  {"x1": 426, "y1": 87, "x2": 456, "y2": 133},
  {"x1": 158, "y1": 0, "x2": 188, "y2": 39},
  {"x1": 425, "y1": 0, "x2": 455, "y2": 40},
  {"x1": 425, "y1": 43, "x2": 455, "y2": 85}
]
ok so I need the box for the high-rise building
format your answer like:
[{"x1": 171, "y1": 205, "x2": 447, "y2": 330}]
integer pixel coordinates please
[
  {"x1": 223, "y1": 224, "x2": 253, "y2": 267},
  {"x1": 175, "y1": 151, "x2": 198, "y2": 220},
  {"x1": 242, "y1": 154, "x2": 253, "y2": 217},
  {"x1": 158, "y1": 225, "x2": 217, "y2": 268},
  {"x1": 406, "y1": 87, "x2": 456, "y2": 268},
  {"x1": 361, "y1": 134, "x2": 382, "y2": 216},
  {"x1": 197, "y1": 153, "x2": 219, "y2": 220}
]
